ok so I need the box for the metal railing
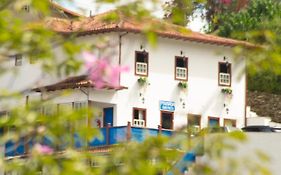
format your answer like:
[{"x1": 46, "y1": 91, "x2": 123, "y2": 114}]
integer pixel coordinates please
[
  {"x1": 133, "y1": 119, "x2": 145, "y2": 127},
  {"x1": 4, "y1": 123, "x2": 173, "y2": 157},
  {"x1": 176, "y1": 67, "x2": 187, "y2": 80},
  {"x1": 219, "y1": 73, "x2": 230, "y2": 85},
  {"x1": 136, "y1": 62, "x2": 147, "y2": 75}
]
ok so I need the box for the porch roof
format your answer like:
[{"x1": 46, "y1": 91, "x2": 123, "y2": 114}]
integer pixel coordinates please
[{"x1": 32, "y1": 75, "x2": 128, "y2": 92}]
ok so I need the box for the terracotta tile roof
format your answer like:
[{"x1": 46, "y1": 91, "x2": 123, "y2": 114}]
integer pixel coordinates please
[
  {"x1": 32, "y1": 75, "x2": 128, "y2": 92},
  {"x1": 46, "y1": 10, "x2": 255, "y2": 47},
  {"x1": 248, "y1": 91, "x2": 281, "y2": 123}
]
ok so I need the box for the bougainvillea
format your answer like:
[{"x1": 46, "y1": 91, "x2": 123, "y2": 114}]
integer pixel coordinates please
[{"x1": 83, "y1": 52, "x2": 129, "y2": 88}]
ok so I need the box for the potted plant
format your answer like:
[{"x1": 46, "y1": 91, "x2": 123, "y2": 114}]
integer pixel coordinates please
[
  {"x1": 138, "y1": 77, "x2": 148, "y2": 86},
  {"x1": 221, "y1": 88, "x2": 232, "y2": 95},
  {"x1": 178, "y1": 81, "x2": 187, "y2": 89}
]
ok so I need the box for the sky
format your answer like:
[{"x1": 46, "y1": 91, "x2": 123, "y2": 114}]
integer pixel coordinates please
[{"x1": 58, "y1": 0, "x2": 205, "y2": 32}]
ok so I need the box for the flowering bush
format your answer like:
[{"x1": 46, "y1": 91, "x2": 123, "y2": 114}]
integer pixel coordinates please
[{"x1": 83, "y1": 52, "x2": 129, "y2": 88}]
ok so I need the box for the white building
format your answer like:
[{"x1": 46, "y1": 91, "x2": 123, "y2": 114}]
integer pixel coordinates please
[{"x1": 0, "y1": 7, "x2": 252, "y2": 131}]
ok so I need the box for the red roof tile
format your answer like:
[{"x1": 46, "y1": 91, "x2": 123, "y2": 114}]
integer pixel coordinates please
[
  {"x1": 32, "y1": 75, "x2": 128, "y2": 92},
  {"x1": 46, "y1": 10, "x2": 255, "y2": 47}
]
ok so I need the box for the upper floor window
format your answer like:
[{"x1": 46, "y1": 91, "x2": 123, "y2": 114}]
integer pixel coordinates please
[
  {"x1": 133, "y1": 108, "x2": 146, "y2": 127},
  {"x1": 15, "y1": 54, "x2": 23, "y2": 66},
  {"x1": 175, "y1": 56, "x2": 188, "y2": 81},
  {"x1": 218, "y1": 62, "x2": 231, "y2": 86},
  {"x1": 135, "y1": 51, "x2": 148, "y2": 76}
]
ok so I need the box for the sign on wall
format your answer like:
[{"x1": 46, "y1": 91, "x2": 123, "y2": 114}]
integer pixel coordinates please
[{"x1": 159, "y1": 100, "x2": 175, "y2": 112}]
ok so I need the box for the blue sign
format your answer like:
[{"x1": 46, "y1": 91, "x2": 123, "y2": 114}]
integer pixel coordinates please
[{"x1": 159, "y1": 100, "x2": 175, "y2": 112}]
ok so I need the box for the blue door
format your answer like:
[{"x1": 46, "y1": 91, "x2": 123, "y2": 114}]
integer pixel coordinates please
[
  {"x1": 103, "y1": 107, "x2": 113, "y2": 127},
  {"x1": 209, "y1": 118, "x2": 219, "y2": 127}
]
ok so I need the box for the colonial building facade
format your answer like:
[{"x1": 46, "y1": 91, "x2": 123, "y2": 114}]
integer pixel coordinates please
[{"x1": 0, "y1": 5, "x2": 251, "y2": 132}]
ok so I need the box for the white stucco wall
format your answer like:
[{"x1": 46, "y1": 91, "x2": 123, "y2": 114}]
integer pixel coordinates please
[{"x1": 117, "y1": 33, "x2": 246, "y2": 129}]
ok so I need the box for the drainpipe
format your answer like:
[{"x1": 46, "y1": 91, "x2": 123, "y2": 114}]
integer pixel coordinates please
[
  {"x1": 244, "y1": 69, "x2": 248, "y2": 127},
  {"x1": 118, "y1": 32, "x2": 129, "y2": 85}
]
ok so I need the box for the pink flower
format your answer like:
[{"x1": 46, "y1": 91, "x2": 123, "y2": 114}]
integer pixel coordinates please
[
  {"x1": 83, "y1": 52, "x2": 129, "y2": 89},
  {"x1": 220, "y1": 0, "x2": 232, "y2": 4},
  {"x1": 34, "y1": 144, "x2": 53, "y2": 155}
]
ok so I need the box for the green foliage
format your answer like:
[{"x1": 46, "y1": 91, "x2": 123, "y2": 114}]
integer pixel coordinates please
[
  {"x1": 248, "y1": 71, "x2": 281, "y2": 94},
  {"x1": 137, "y1": 77, "x2": 148, "y2": 86},
  {"x1": 208, "y1": 0, "x2": 281, "y2": 39},
  {"x1": 178, "y1": 81, "x2": 187, "y2": 89},
  {"x1": 221, "y1": 88, "x2": 232, "y2": 94},
  {"x1": 163, "y1": 0, "x2": 205, "y2": 26}
]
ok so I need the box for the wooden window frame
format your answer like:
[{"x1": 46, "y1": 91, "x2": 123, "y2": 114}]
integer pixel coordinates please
[
  {"x1": 132, "y1": 108, "x2": 147, "y2": 127},
  {"x1": 218, "y1": 62, "x2": 232, "y2": 87},
  {"x1": 175, "y1": 56, "x2": 188, "y2": 81},
  {"x1": 135, "y1": 51, "x2": 149, "y2": 77},
  {"x1": 160, "y1": 111, "x2": 174, "y2": 130},
  {"x1": 187, "y1": 114, "x2": 201, "y2": 129},
  {"x1": 223, "y1": 118, "x2": 237, "y2": 127},
  {"x1": 15, "y1": 54, "x2": 23, "y2": 66},
  {"x1": 208, "y1": 116, "x2": 220, "y2": 127}
]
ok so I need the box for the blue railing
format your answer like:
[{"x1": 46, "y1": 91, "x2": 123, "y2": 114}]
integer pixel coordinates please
[
  {"x1": 3, "y1": 124, "x2": 174, "y2": 157},
  {"x1": 2, "y1": 124, "x2": 197, "y2": 174}
]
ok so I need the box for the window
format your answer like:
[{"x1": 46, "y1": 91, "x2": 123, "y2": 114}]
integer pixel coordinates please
[
  {"x1": 218, "y1": 62, "x2": 231, "y2": 86},
  {"x1": 133, "y1": 108, "x2": 146, "y2": 127},
  {"x1": 161, "y1": 111, "x2": 174, "y2": 130},
  {"x1": 188, "y1": 114, "x2": 201, "y2": 132},
  {"x1": 15, "y1": 54, "x2": 23, "y2": 66},
  {"x1": 224, "y1": 119, "x2": 236, "y2": 127},
  {"x1": 208, "y1": 117, "x2": 220, "y2": 127},
  {"x1": 135, "y1": 51, "x2": 148, "y2": 76},
  {"x1": 175, "y1": 56, "x2": 188, "y2": 80}
]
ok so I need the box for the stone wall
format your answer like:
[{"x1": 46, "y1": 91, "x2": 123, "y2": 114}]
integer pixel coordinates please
[{"x1": 247, "y1": 91, "x2": 281, "y2": 123}]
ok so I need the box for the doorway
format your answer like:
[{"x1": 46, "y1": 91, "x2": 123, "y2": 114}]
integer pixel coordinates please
[
  {"x1": 103, "y1": 107, "x2": 113, "y2": 127},
  {"x1": 161, "y1": 111, "x2": 174, "y2": 130}
]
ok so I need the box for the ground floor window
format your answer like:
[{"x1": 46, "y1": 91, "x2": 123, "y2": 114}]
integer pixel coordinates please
[
  {"x1": 208, "y1": 117, "x2": 220, "y2": 127},
  {"x1": 188, "y1": 114, "x2": 201, "y2": 132},
  {"x1": 161, "y1": 111, "x2": 174, "y2": 130},
  {"x1": 133, "y1": 108, "x2": 146, "y2": 127},
  {"x1": 224, "y1": 119, "x2": 236, "y2": 127}
]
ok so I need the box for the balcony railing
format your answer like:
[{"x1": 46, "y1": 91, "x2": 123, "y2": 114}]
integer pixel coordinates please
[
  {"x1": 136, "y1": 62, "x2": 147, "y2": 75},
  {"x1": 176, "y1": 67, "x2": 187, "y2": 80},
  {"x1": 133, "y1": 119, "x2": 145, "y2": 127},
  {"x1": 219, "y1": 73, "x2": 231, "y2": 86}
]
